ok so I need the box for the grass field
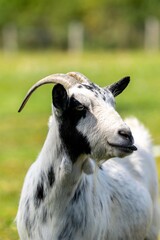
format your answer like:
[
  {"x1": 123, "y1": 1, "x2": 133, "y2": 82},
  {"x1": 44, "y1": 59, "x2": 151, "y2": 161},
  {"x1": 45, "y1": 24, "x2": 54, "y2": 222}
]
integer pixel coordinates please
[{"x1": 0, "y1": 50, "x2": 159, "y2": 239}]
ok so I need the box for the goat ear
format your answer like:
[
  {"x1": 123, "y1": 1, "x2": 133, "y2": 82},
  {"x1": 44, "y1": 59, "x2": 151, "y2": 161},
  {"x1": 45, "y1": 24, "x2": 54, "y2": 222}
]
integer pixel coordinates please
[
  {"x1": 52, "y1": 84, "x2": 69, "y2": 111},
  {"x1": 107, "y1": 76, "x2": 130, "y2": 97}
]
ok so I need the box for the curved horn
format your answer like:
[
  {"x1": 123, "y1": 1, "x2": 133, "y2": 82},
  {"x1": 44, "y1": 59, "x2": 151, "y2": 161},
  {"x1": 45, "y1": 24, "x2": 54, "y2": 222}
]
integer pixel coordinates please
[
  {"x1": 18, "y1": 73, "x2": 77, "y2": 112},
  {"x1": 67, "y1": 72, "x2": 90, "y2": 84}
]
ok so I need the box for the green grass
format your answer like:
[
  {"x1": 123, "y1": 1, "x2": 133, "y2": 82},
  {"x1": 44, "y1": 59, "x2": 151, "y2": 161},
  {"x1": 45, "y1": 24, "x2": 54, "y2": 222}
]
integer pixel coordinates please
[{"x1": 0, "y1": 50, "x2": 160, "y2": 239}]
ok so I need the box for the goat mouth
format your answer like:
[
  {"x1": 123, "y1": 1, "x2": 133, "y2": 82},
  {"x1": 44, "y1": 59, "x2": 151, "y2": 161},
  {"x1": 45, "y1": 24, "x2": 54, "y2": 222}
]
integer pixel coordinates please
[{"x1": 108, "y1": 142, "x2": 137, "y2": 153}]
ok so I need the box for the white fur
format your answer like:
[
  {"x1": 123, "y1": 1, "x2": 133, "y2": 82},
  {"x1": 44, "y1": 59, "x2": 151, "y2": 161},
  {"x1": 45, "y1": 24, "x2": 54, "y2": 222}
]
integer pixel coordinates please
[{"x1": 123, "y1": 118, "x2": 160, "y2": 239}]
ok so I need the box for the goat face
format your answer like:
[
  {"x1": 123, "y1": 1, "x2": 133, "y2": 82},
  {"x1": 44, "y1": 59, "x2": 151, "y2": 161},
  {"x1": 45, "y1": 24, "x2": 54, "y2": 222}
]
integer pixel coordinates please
[{"x1": 52, "y1": 77, "x2": 137, "y2": 162}]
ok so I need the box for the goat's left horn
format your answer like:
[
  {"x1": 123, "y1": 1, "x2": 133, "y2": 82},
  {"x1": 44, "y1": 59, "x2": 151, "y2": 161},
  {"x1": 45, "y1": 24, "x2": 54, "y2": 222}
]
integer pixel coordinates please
[
  {"x1": 18, "y1": 73, "x2": 77, "y2": 112},
  {"x1": 67, "y1": 72, "x2": 90, "y2": 84}
]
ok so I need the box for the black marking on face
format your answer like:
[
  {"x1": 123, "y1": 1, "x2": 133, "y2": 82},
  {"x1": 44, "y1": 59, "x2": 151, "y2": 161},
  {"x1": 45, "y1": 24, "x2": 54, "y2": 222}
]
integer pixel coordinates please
[
  {"x1": 94, "y1": 92, "x2": 99, "y2": 98},
  {"x1": 77, "y1": 85, "x2": 83, "y2": 88},
  {"x1": 83, "y1": 84, "x2": 95, "y2": 92},
  {"x1": 48, "y1": 166, "x2": 55, "y2": 187},
  {"x1": 34, "y1": 181, "x2": 45, "y2": 208},
  {"x1": 90, "y1": 82, "x2": 100, "y2": 91},
  {"x1": 58, "y1": 96, "x2": 91, "y2": 163},
  {"x1": 103, "y1": 95, "x2": 106, "y2": 101},
  {"x1": 83, "y1": 83, "x2": 107, "y2": 102}
]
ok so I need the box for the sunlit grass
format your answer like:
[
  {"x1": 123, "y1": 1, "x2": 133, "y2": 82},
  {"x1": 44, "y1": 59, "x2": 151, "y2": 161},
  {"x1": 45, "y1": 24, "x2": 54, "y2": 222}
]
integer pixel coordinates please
[{"x1": 0, "y1": 50, "x2": 160, "y2": 239}]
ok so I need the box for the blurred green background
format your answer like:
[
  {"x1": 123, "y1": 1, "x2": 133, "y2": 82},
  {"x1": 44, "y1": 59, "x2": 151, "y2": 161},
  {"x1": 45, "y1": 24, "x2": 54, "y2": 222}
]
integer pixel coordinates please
[
  {"x1": 0, "y1": 0, "x2": 160, "y2": 239},
  {"x1": 1, "y1": 0, "x2": 160, "y2": 51}
]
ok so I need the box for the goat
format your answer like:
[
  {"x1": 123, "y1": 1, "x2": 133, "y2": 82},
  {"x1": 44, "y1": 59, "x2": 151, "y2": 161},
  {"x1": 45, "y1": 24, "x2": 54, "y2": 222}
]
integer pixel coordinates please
[{"x1": 17, "y1": 72, "x2": 159, "y2": 240}]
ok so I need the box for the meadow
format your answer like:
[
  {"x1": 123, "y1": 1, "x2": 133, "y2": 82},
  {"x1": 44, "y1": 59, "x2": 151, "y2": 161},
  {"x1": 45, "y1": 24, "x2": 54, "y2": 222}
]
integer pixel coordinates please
[{"x1": 0, "y1": 50, "x2": 160, "y2": 240}]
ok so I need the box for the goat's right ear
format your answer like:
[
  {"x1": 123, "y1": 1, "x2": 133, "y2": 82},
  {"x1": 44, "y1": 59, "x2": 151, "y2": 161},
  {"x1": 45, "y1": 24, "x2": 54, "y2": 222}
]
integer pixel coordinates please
[
  {"x1": 52, "y1": 84, "x2": 69, "y2": 111},
  {"x1": 106, "y1": 76, "x2": 130, "y2": 97}
]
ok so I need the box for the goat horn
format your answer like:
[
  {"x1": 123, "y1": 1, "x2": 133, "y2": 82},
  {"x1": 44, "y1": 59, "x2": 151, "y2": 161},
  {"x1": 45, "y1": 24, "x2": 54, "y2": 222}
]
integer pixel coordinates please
[
  {"x1": 67, "y1": 72, "x2": 90, "y2": 84},
  {"x1": 18, "y1": 73, "x2": 77, "y2": 112}
]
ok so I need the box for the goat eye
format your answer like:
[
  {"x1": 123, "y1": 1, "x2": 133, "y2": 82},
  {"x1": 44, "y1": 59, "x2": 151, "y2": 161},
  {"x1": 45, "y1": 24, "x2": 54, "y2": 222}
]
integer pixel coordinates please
[{"x1": 75, "y1": 105, "x2": 84, "y2": 111}]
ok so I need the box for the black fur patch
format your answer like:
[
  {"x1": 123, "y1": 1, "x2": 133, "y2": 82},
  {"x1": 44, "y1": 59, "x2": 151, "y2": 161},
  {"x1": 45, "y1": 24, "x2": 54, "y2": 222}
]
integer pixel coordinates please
[
  {"x1": 58, "y1": 96, "x2": 91, "y2": 163},
  {"x1": 48, "y1": 166, "x2": 55, "y2": 187},
  {"x1": 34, "y1": 182, "x2": 45, "y2": 207}
]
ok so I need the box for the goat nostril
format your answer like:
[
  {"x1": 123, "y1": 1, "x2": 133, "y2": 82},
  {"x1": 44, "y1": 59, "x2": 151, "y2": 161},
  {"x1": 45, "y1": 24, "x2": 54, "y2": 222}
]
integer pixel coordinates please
[{"x1": 118, "y1": 129, "x2": 133, "y2": 142}]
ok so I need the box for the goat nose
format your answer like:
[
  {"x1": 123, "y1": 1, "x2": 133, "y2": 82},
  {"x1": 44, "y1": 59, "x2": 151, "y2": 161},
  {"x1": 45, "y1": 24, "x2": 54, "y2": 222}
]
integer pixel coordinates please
[{"x1": 118, "y1": 128, "x2": 133, "y2": 144}]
